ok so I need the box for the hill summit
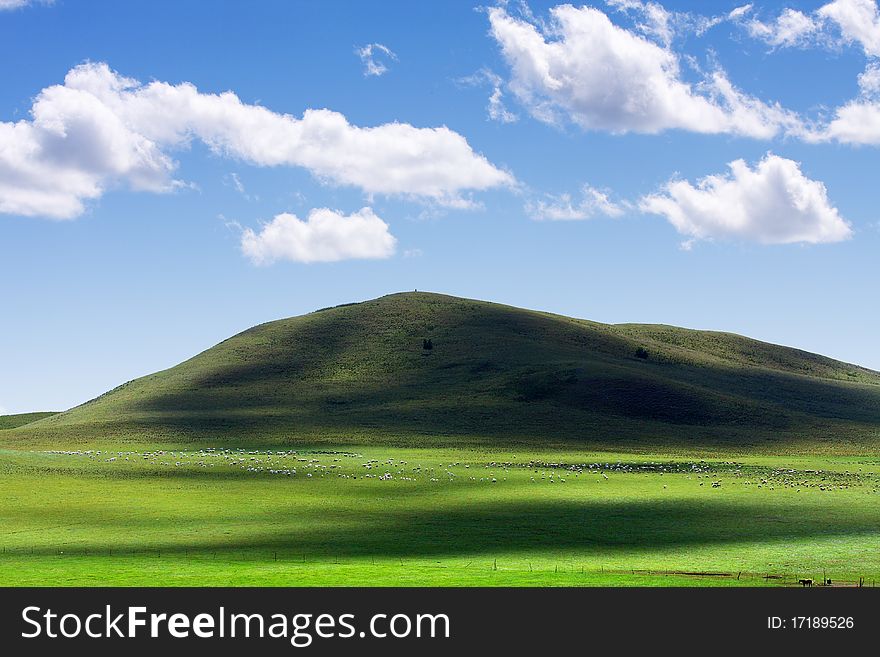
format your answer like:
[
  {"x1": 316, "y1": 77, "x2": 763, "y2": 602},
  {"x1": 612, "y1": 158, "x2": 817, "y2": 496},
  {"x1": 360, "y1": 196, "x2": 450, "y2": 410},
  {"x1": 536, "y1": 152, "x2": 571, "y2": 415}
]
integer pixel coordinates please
[{"x1": 9, "y1": 292, "x2": 880, "y2": 448}]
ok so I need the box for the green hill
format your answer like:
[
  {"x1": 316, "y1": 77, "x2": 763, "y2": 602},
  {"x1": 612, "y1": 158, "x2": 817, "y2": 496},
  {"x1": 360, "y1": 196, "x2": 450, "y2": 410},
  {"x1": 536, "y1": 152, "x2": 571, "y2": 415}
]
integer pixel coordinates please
[
  {"x1": 0, "y1": 411, "x2": 59, "y2": 430},
  {"x1": 7, "y1": 292, "x2": 880, "y2": 450}
]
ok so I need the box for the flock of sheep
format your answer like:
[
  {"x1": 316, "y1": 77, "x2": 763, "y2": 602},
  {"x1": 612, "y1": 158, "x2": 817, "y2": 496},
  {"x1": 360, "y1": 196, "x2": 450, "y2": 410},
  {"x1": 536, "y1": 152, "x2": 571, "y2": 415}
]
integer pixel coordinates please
[{"x1": 38, "y1": 449, "x2": 877, "y2": 493}]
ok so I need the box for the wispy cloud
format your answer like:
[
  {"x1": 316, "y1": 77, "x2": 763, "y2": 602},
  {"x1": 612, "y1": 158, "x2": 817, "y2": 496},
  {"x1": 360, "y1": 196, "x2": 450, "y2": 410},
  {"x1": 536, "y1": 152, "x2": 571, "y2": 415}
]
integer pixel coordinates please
[
  {"x1": 0, "y1": 0, "x2": 53, "y2": 11},
  {"x1": 526, "y1": 185, "x2": 626, "y2": 221},
  {"x1": 356, "y1": 43, "x2": 398, "y2": 77},
  {"x1": 732, "y1": 0, "x2": 880, "y2": 56},
  {"x1": 458, "y1": 68, "x2": 518, "y2": 123},
  {"x1": 224, "y1": 172, "x2": 258, "y2": 202}
]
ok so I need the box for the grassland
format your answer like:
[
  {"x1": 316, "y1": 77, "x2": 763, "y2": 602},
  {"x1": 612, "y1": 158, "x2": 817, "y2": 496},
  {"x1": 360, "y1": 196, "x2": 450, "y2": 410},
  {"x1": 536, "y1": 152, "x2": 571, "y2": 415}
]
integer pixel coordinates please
[
  {"x1": 1, "y1": 445, "x2": 878, "y2": 586},
  {"x1": 2, "y1": 292, "x2": 878, "y2": 586}
]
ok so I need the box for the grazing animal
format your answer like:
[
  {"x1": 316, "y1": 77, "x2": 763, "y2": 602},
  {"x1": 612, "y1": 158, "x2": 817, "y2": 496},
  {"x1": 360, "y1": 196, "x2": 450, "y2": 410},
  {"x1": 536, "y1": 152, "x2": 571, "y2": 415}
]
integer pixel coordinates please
[{"x1": 799, "y1": 578, "x2": 813, "y2": 587}]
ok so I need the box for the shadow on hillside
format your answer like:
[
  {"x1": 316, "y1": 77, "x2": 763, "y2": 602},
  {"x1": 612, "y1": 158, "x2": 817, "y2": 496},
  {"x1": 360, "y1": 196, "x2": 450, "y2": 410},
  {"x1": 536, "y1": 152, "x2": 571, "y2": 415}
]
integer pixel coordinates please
[
  {"x1": 113, "y1": 356, "x2": 880, "y2": 445},
  {"x1": 14, "y1": 497, "x2": 880, "y2": 559}
]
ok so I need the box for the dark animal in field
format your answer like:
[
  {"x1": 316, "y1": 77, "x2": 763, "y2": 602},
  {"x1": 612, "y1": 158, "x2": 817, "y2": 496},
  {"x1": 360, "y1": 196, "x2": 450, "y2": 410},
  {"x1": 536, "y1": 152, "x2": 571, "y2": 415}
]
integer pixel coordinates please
[{"x1": 799, "y1": 578, "x2": 813, "y2": 587}]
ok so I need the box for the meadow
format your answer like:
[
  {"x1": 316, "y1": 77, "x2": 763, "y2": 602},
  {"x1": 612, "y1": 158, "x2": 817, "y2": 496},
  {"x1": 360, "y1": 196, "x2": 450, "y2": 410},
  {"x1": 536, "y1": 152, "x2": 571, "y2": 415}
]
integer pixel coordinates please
[{"x1": 2, "y1": 443, "x2": 878, "y2": 587}]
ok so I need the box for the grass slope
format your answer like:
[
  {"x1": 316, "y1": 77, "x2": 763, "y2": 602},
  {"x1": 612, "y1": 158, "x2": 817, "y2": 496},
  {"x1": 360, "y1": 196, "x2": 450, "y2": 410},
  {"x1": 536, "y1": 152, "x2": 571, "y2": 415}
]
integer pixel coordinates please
[
  {"x1": 0, "y1": 412, "x2": 58, "y2": 430},
  {"x1": 6, "y1": 292, "x2": 879, "y2": 452}
]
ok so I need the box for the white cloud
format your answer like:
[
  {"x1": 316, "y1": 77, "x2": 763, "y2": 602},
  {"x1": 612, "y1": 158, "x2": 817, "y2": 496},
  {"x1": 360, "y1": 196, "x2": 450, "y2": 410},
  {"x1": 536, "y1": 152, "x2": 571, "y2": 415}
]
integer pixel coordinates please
[
  {"x1": 487, "y1": 5, "x2": 798, "y2": 137},
  {"x1": 241, "y1": 207, "x2": 397, "y2": 264},
  {"x1": 605, "y1": 0, "x2": 727, "y2": 44},
  {"x1": 0, "y1": 62, "x2": 513, "y2": 219},
  {"x1": 812, "y1": 97, "x2": 880, "y2": 143},
  {"x1": 487, "y1": 86, "x2": 518, "y2": 124},
  {"x1": 217, "y1": 213, "x2": 242, "y2": 232},
  {"x1": 228, "y1": 172, "x2": 245, "y2": 194},
  {"x1": 735, "y1": 1, "x2": 880, "y2": 145},
  {"x1": 602, "y1": 1, "x2": 880, "y2": 147},
  {"x1": 639, "y1": 154, "x2": 852, "y2": 245},
  {"x1": 818, "y1": 0, "x2": 880, "y2": 56},
  {"x1": 792, "y1": 2, "x2": 880, "y2": 144},
  {"x1": 746, "y1": 8, "x2": 820, "y2": 48},
  {"x1": 224, "y1": 172, "x2": 258, "y2": 201},
  {"x1": 0, "y1": 69, "x2": 176, "y2": 219},
  {"x1": 801, "y1": 61, "x2": 880, "y2": 144},
  {"x1": 0, "y1": 0, "x2": 50, "y2": 9},
  {"x1": 527, "y1": 185, "x2": 625, "y2": 221},
  {"x1": 728, "y1": 5, "x2": 753, "y2": 21},
  {"x1": 734, "y1": 0, "x2": 880, "y2": 55},
  {"x1": 859, "y1": 62, "x2": 880, "y2": 95},
  {"x1": 356, "y1": 43, "x2": 397, "y2": 77},
  {"x1": 458, "y1": 68, "x2": 518, "y2": 124},
  {"x1": 606, "y1": 0, "x2": 676, "y2": 46}
]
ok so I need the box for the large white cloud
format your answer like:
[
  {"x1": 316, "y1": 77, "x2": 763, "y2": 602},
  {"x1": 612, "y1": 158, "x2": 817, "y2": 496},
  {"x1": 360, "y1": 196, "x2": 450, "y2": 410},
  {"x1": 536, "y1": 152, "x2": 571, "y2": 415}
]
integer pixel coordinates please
[
  {"x1": 0, "y1": 62, "x2": 513, "y2": 219},
  {"x1": 487, "y1": 5, "x2": 798, "y2": 137},
  {"x1": 241, "y1": 207, "x2": 397, "y2": 264},
  {"x1": 639, "y1": 154, "x2": 852, "y2": 245}
]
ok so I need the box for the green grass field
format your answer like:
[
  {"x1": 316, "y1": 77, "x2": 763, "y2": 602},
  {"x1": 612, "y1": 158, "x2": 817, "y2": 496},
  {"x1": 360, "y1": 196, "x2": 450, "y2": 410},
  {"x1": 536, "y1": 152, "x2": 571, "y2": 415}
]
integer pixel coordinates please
[
  {"x1": 2, "y1": 293, "x2": 879, "y2": 586},
  {"x1": 1, "y1": 444, "x2": 878, "y2": 586}
]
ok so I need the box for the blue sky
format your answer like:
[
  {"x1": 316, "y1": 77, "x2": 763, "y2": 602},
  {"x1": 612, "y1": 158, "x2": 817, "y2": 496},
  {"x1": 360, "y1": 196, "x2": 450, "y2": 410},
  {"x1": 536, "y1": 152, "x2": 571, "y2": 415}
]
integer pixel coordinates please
[{"x1": 1, "y1": 0, "x2": 879, "y2": 413}]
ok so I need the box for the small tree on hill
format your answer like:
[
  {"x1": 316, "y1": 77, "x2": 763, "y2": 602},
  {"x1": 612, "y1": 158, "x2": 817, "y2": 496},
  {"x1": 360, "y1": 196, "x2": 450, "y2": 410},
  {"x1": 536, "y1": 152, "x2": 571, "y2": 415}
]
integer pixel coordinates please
[
  {"x1": 635, "y1": 347, "x2": 649, "y2": 360},
  {"x1": 423, "y1": 339, "x2": 433, "y2": 350}
]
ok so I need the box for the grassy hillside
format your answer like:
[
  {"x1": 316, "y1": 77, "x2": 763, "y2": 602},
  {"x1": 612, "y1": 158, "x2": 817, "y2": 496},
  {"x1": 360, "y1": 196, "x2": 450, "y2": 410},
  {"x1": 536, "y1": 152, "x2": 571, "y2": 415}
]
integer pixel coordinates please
[
  {"x1": 0, "y1": 412, "x2": 58, "y2": 430},
  {"x1": 6, "y1": 292, "x2": 880, "y2": 451}
]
